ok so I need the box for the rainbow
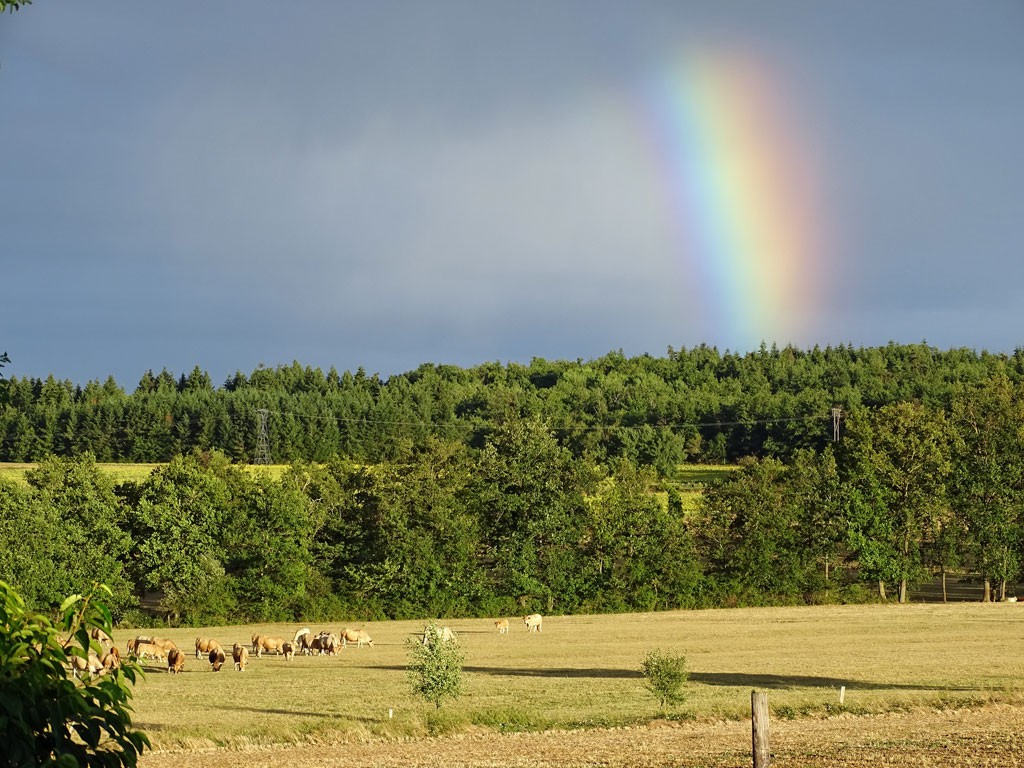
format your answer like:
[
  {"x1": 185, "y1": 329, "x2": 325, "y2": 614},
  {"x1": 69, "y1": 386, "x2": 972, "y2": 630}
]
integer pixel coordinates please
[{"x1": 641, "y1": 51, "x2": 823, "y2": 351}]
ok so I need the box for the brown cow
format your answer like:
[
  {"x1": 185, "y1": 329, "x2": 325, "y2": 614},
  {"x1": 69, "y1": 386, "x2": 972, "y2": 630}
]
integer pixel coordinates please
[
  {"x1": 233, "y1": 643, "x2": 248, "y2": 672},
  {"x1": 125, "y1": 636, "x2": 152, "y2": 656},
  {"x1": 69, "y1": 651, "x2": 103, "y2": 678},
  {"x1": 282, "y1": 642, "x2": 294, "y2": 661},
  {"x1": 254, "y1": 635, "x2": 287, "y2": 657},
  {"x1": 494, "y1": 618, "x2": 510, "y2": 634},
  {"x1": 133, "y1": 641, "x2": 168, "y2": 662},
  {"x1": 341, "y1": 628, "x2": 373, "y2": 648},
  {"x1": 307, "y1": 632, "x2": 330, "y2": 655},
  {"x1": 322, "y1": 633, "x2": 340, "y2": 655},
  {"x1": 195, "y1": 637, "x2": 222, "y2": 659},
  {"x1": 167, "y1": 648, "x2": 186, "y2": 674},
  {"x1": 101, "y1": 646, "x2": 121, "y2": 674},
  {"x1": 150, "y1": 636, "x2": 178, "y2": 652},
  {"x1": 209, "y1": 647, "x2": 226, "y2": 672},
  {"x1": 90, "y1": 626, "x2": 113, "y2": 647}
]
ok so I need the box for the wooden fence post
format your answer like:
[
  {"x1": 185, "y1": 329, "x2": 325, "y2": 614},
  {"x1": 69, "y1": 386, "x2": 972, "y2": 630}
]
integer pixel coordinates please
[{"x1": 751, "y1": 690, "x2": 770, "y2": 768}]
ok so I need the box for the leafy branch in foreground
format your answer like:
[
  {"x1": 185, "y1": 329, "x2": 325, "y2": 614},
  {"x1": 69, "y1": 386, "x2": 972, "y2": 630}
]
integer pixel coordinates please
[{"x1": 0, "y1": 581, "x2": 150, "y2": 768}]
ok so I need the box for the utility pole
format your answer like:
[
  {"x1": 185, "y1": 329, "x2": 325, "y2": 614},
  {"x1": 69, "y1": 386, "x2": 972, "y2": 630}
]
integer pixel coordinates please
[{"x1": 832, "y1": 407, "x2": 843, "y2": 442}]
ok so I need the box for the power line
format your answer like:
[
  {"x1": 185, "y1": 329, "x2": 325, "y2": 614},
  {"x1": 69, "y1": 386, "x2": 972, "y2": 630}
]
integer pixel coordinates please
[{"x1": 252, "y1": 407, "x2": 830, "y2": 434}]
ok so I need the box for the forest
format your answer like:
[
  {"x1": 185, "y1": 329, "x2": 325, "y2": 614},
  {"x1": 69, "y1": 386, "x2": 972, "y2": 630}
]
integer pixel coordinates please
[{"x1": 1, "y1": 342, "x2": 1023, "y2": 625}]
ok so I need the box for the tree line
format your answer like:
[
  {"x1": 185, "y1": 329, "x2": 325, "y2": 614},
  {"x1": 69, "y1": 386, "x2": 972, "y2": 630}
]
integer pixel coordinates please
[
  {"x1": 3, "y1": 343, "x2": 1024, "y2": 471},
  {"x1": 1, "y1": 366, "x2": 1022, "y2": 624}
]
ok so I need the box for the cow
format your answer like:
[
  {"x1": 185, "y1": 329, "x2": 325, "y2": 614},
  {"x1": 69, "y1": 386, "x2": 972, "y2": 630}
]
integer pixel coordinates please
[
  {"x1": 253, "y1": 635, "x2": 287, "y2": 657},
  {"x1": 101, "y1": 646, "x2": 121, "y2": 674},
  {"x1": 149, "y1": 636, "x2": 178, "y2": 652},
  {"x1": 321, "y1": 633, "x2": 340, "y2": 655},
  {"x1": 209, "y1": 647, "x2": 226, "y2": 672},
  {"x1": 133, "y1": 641, "x2": 168, "y2": 662},
  {"x1": 420, "y1": 626, "x2": 456, "y2": 646},
  {"x1": 494, "y1": 619, "x2": 509, "y2": 634},
  {"x1": 293, "y1": 627, "x2": 311, "y2": 647},
  {"x1": 195, "y1": 637, "x2": 221, "y2": 659},
  {"x1": 90, "y1": 626, "x2": 113, "y2": 648},
  {"x1": 69, "y1": 651, "x2": 103, "y2": 678},
  {"x1": 303, "y1": 632, "x2": 325, "y2": 655},
  {"x1": 233, "y1": 643, "x2": 248, "y2": 672},
  {"x1": 282, "y1": 642, "x2": 294, "y2": 661},
  {"x1": 341, "y1": 628, "x2": 374, "y2": 648},
  {"x1": 167, "y1": 648, "x2": 186, "y2": 674},
  {"x1": 125, "y1": 636, "x2": 152, "y2": 656},
  {"x1": 523, "y1": 613, "x2": 543, "y2": 633}
]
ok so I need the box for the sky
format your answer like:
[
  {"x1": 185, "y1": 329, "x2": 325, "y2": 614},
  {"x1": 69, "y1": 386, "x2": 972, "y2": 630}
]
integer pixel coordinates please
[{"x1": 2, "y1": 1, "x2": 1022, "y2": 389}]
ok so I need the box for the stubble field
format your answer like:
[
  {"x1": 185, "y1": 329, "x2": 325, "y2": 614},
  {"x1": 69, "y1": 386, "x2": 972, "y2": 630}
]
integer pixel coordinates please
[{"x1": 126, "y1": 602, "x2": 1024, "y2": 766}]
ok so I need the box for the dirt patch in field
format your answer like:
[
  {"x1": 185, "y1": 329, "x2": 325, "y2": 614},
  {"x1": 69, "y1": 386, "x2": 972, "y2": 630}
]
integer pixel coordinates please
[{"x1": 140, "y1": 704, "x2": 1024, "y2": 767}]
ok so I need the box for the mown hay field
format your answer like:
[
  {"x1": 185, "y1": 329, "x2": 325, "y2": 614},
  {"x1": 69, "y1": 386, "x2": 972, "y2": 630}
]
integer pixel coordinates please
[
  {"x1": 0, "y1": 461, "x2": 290, "y2": 485},
  {"x1": 130, "y1": 603, "x2": 1024, "y2": 766}
]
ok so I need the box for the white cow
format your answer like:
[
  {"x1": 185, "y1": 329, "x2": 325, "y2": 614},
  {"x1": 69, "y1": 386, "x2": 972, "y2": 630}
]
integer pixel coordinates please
[
  {"x1": 523, "y1": 613, "x2": 543, "y2": 633},
  {"x1": 420, "y1": 625, "x2": 456, "y2": 646}
]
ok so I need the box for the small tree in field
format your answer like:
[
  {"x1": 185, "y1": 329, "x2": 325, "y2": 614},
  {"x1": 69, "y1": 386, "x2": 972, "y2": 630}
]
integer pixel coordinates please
[
  {"x1": 406, "y1": 623, "x2": 465, "y2": 709},
  {"x1": 640, "y1": 649, "x2": 689, "y2": 711},
  {"x1": 0, "y1": 581, "x2": 149, "y2": 768}
]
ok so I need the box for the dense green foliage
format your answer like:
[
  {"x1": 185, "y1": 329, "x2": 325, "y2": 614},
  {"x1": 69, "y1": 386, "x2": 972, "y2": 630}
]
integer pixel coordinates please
[
  {"x1": 406, "y1": 623, "x2": 465, "y2": 710},
  {"x1": 0, "y1": 582, "x2": 149, "y2": 768},
  {"x1": 2, "y1": 344, "x2": 1024, "y2": 622},
  {"x1": 4, "y1": 344, "x2": 1019, "y2": 468},
  {"x1": 640, "y1": 649, "x2": 689, "y2": 710}
]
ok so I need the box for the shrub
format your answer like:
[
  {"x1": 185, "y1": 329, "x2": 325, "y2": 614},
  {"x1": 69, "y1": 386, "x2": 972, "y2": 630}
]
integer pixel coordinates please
[
  {"x1": 0, "y1": 581, "x2": 150, "y2": 767},
  {"x1": 406, "y1": 622, "x2": 465, "y2": 709},
  {"x1": 640, "y1": 648, "x2": 689, "y2": 710}
]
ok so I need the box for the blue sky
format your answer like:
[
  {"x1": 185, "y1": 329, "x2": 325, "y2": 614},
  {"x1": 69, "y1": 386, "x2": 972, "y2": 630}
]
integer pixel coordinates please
[{"x1": 2, "y1": 2, "x2": 1022, "y2": 388}]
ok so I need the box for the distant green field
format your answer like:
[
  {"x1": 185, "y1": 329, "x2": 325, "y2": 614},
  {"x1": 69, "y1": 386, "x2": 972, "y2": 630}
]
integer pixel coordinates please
[
  {"x1": 0, "y1": 462, "x2": 290, "y2": 485},
  {"x1": 658, "y1": 464, "x2": 736, "y2": 512},
  {"x1": 673, "y1": 464, "x2": 736, "y2": 486},
  {"x1": 0, "y1": 462, "x2": 734, "y2": 510}
]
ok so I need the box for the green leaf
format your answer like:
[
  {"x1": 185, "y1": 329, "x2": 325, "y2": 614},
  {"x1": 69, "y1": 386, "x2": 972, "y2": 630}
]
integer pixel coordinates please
[{"x1": 59, "y1": 593, "x2": 83, "y2": 614}]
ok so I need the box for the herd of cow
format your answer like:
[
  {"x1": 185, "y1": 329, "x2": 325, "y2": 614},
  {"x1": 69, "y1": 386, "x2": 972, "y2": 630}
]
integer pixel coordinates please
[{"x1": 69, "y1": 614, "x2": 544, "y2": 677}]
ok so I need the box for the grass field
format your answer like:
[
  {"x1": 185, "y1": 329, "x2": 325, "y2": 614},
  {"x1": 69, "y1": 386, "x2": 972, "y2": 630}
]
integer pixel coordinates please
[
  {"x1": 0, "y1": 462, "x2": 290, "y2": 485},
  {"x1": 123, "y1": 602, "x2": 1024, "y2": 766}
]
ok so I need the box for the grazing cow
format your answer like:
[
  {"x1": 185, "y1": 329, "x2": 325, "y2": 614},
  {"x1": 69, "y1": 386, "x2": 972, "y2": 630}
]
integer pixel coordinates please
[
  {"x1": 494, "y1": 619, "x2": 509, "y2": 634},
  {"x1": 341, "y1": 628, "x2": 374, "y2": 648},
  {"x1": 282, "y1": 642, "x2": 294, "y2": 661},
  {"x1": 167, "y1": 648, "x2": 186, "y2": 674},
  {"x1": 293, "y1": 627, "x2": 310, "y2": 647},
  {"x1": 233, "y1": 643, "x2": 248, "y2": 672},
  {"x1": 420, "y1": 626, "x2": 456, "y2": 646},
  {"x1": 209, "y1": 647, "x2": 226, "y2": 672},
  {"x1": 133, "y1": 642, "x2": 168, "y2": 662},
  {"x1": 150, "y1": 636, "x2": 178, "y2": 652},
  {"x1": 254, "y1": 635, "x2": 287, "y2": 657},
  {"x1": 70, "y1": 651, "x2": 103, "y2": 678},
  {"x1": 195, "y1": 637, "x2": 221, "y2": 659},
  {"x1": 101, "y1": 646, "x2": 121, "y2": 674},
  {"x1": 125, "y1": 636, "x2": 152, "y2": 656},
  {"x1": 90, "y1": 626, "x2": 113, "y2": 647},
  {"x1": 322, "y1": 633, "x2": 341, "y2": 655},
  {"x1": 523, "y1": 613, "x2": 543, "y2": 633}
]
